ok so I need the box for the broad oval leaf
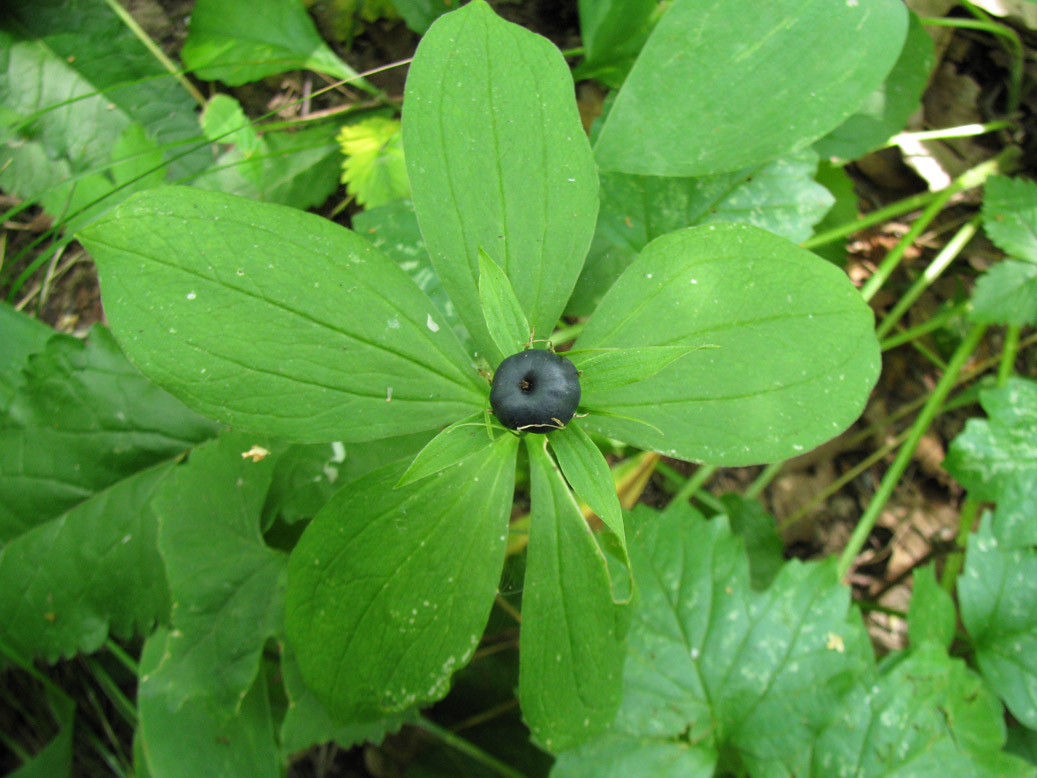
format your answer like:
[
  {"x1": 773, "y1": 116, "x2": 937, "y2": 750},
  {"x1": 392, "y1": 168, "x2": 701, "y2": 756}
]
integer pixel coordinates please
[
  {"x1": 284, "y1": 434, "x2": 518, "y2": 720},
  {"x1": 574, "y1": 222, "x2": 880, "y2": 466},
  {"x1": 594, "y1": 0, "x2": 908, "y2": 176},
  {"x1": 78, "y1": 187, "x2": 486, "y2": 443},
  {"x1": 403, "y1": 0, "x2": 599, "y2": 362}
]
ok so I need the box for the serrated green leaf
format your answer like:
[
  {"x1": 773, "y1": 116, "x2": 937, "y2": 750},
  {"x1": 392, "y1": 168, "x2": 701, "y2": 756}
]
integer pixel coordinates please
[
  {"x1": 181, "y1": 0, "x2": 364, "y2": 87},
  {"x1": 146, "y1": 431, "x2": 287, "y2": 715},
  {"x1": 337, "y1": 116, "x2": 410, "y2": 208},
  {"x1": 574, "y1": 222, "x2": 880, "y2": 466},
  {"x1": 944, "y1": 377, "x2": 1037, "y2": 547},
  {"x1": 0, "y1": 325, "x2": 218, "y2": 540},
  {"x1": 552, "y1": 733, "x2": 715, "y2": 778},
  {"x1": 284, "y1": 434, "x2": 517, "y2": 720},
  {"x1": 570, "y1": 345, "x2": 713, "y2": 395},
  {"x1": 201, "y1": 94, "x2": 260, "y2": 155},
  {"x1": 78, "y1": 187, "x2": 486, "y2": 443},
  {"x1": 598, "y1": 149, "x2": 835, "y2": 253},
  {"x1": 812, "y1": 642, "x2": 1031, "y2": 778},
  {"x1": 137, "y1": 629, "x2": 280, "y2": 778},
  {"x1": 982, "y1": 175, "x2": 1037, "y2": 261},
  {"x1": 594, "y1": 0, "x2": 908, "y2": 176},
  {"x1": 908, "y1": 563, "x2": 956, "y2": 651},
  {"x1": 397, "y1": 411, "x2": 500, "y2": 487},
  {"x1": 959, "y1": 514, "x2": 1037, "y2": 729},
  {"x1": 0, "y1": 462, "x2": 174, "y2": 662},
  {"x1": 814, "y1": 12, "x2": 935, "y2": 160},
  {"x1": 521, "y1": 437, "x2": 625, "y2": 752},
  {"x1": 478, "y1": 248, "x2": 531, "y2": 360},
  {"x1": 280, "y1": 647, "x2": 416, "y2": 755},
  {"x1": 404, "y1": 0, "x2": 599, "y2": 363},
  {"x1": 0, "y1": 303, "x2": 53, "y2": 406},
  {"x1": 547, "y1": 423, "x2": 626, "y2": 561},
  {"x1": 970, "y1": 259, "x2": 1037, "y2": 326}
]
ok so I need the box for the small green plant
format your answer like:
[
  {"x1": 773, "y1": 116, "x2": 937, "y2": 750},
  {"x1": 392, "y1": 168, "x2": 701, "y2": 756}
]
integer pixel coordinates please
[{"x1": 2, "y1": 0, "x2": 1036, "y2": 775}]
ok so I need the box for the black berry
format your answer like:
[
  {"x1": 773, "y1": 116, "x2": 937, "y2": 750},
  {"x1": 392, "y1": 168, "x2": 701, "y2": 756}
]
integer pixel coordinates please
[{"x1": 490, "y1": 349, "x2": 580, "y2": 433}]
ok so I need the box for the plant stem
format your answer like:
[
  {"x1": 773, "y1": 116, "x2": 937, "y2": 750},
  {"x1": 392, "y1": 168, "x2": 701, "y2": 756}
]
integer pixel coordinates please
[
  {"x1": 940, "y1": 498, "x2": 981, "y2": 594},
  {"x1": 875, "y1": 216, "x2": 981, "y2": 338},
  {"x1": 84, "y1": 656, "x2": 138, "y2": 726},
  {"x1": 880, "y1": 300, "x2": 969, "y2": 351},
  {"x1": 887, "y1": 121, "x2": 1014, "y2": 147},
  {"x1": 802, "y1": 190, "x2": 938, "y2": 250},
  {"x1": 668, "y1": 464, "x2": 716, "y2": 507},
  {"x1": 414, "y1": 716, "x2": 530, "y2": 778},
  {"x1": 997, "y1": 324, "x2": 1021, "y2": 386},
  {"x1": 102, "y1": 0, "x2": 206, "y2": 106},
  {"x1": 104, "y1": 638, "x2": 140, "y2": 676},
  {"x1": 744, "y1": 461, "x2": 784, "y2": 499},
  {"x1": 837, "y1": 323, "x2": 988, "y2": 581}
]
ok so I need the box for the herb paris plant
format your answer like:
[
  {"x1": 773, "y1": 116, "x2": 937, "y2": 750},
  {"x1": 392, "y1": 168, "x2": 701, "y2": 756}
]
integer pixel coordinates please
[{"x1": 77, "y1": 0, "x2": 880, "y2": 751}]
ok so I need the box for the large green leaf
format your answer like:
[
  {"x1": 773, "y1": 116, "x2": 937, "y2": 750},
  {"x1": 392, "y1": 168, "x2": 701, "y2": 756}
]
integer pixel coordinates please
[
  {"x1": 144, "y1": 431, "x2": 287, "y2": 715},
  {"x1": 0, "y1": 462, "x2": 173, "y2": 662},
  {"x1": 181, "y1": 0, "x2": 362, "y2": 86},
  {"x1": 137, "y1": 629, "x2": 280, "y2": 778},
  {"x1": 0, "y1": 325, "x2": 217, "y2": 541},
  {"x1": 973, "y1": 176, "x2": 1037, "y2": 326},
  {"x1": 959, "y1": 514, "x2": 1037, "y2": 730},
  {"x1": 594, "y1": 0, "x2": 908, "y2": 176},
  {"x1": 574, "y1": 222, "x2": 880, "y2": 465},
  {"x1": 284, "y1": 434, "x2": 517, "y2": 720},
  {"x1": 403, "y1": 0, "x2": 599, "y2": 363},
  {"x1": 0, "y1": 303, "x2": 54, "y2": 406},
  {"x1": 78, "y1": 187, "x2": 486, "y2": 443},
  {"x1": 944, "y1": 377, "x2": 1037, "y2": 548},
  {"x1": 520, "y1": 437, "x2": 626, "y2": 752}
]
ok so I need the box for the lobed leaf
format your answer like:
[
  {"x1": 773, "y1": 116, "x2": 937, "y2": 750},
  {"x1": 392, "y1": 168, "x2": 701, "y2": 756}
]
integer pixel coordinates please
[
  {"x1": 594, "y1": 0, "x2": 908, "y2": 176},
  {"x1": 79, "y1": 187, "x2": 486, "y2": 443},
  {"x1": 520, "y1": 437, "x2": 626, "y2": 752},
  {"x1": 404, "y1": 0, "x2": 599, "y2": 362},
  {"x1": 284, "y1": 435, "x2": 518, "y2": 720},
  {"x1": 574, "y1": 222, "x2": 880, "y2": 466}
]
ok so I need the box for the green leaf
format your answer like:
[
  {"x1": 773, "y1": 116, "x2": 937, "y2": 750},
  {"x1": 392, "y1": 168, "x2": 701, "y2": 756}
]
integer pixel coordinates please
[
  {"x1": 908, "y1": 563, "x2": 956, "y2": 651},
  {"x1": 0, "y1": 0, "x2": 206, "y2": 209},
  {"x1": 397, "y1": 412, "x2": 501, "y2": 487},
  {"x1": 598, "y1": 149, "x2": 835, "y2": 252},
  {"x1": 809, "y1": 161, "x2": 860, "y2": 266},
  {"x1": 564, "y1": 233, "x2": 638, "y2": 319},
  {"x1": 201, "y1": 94, "x2": 261, "y2": 155},
  {"x1": 0, "y1": 325, "x2": 217, "y2": 540},
  {"x1": 574, "y1": 0, "x2": 656, "y2": 87},
  {"x1": 181, "y1": 0, "x2": 364, "y2": 87},
  {"x1": 404, "y1": 0, "x2": 599, "y2": 362},
  {"x1": 565, "y1": 503, "x2": 872, "y2": 776},
  {"x1": 284, "y1": 434, "x2": 518, "y2": 720},
  {"x1": 337, "y1": 116, "x2": 410, "y2": 208},
  {"x1": 137, "y1": 629, "x2": 280, "y2": 778},
  {"x1": 814, "y1": 12, "x2": 935, "y2": 160},
  {"x1": 982, "y1": 175, "x2": 1037, "y2": 261},
  {"x1": 78, "y1": 187, "x2": 486, "y2": 443},
  {"x1": 970, "y1": 260, "x2": 1037, "y2": 326},
  {"x1": 280, "y1": 647, "x2": 416, "y2": 755},
  {"x1": 812, "y1": 642, "x2": 1031, "y2": 778},
  {"x1": 594, "y1": 0, "x2": 908, "y2": 176},
  {"x1": 552, "y1": 734, "x2": 715, "y2": 778},
  {"x1": 716, "y1": 494, "x2": 784, "y2": 591},
  {"x1": 944, "y1": 377, "x2": 1037, "y2": 548},
  {"x1": 391, "y1": 0, "x2": 458, "y2": 34},
  {"x1": 145, "y1": 431, "x2": 287, "y2": 714},
  {"x1": 959, "y1": 514, "x2": 1037, "y2": 729},
  {"x1": 0, "y1": 462, "x2": 174, "y2": 662},
  {"x1": 263, "y1": 443, "x2": 342, "y2": 525},
  {"x1": 521, "y1": 437, "x2": 625, "y2": 752},
  {"x1": 574, "y1": 222, "x2": 880, "y2": 466},
  {"x1": 478, "y1": 248, "x2": 531, "y2": 360},
  {"x1": 0, "y1": 302, "x2": 53, "y2": 405},
  {"x1": 570, "y1": 345, "x2": 712, "y2": 395},
  {"x1": 547, "y1": 424, "x2": 626, "y2": 562}
]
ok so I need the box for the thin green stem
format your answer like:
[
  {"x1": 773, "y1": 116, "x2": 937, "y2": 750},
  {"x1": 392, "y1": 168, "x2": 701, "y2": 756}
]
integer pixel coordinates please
[
  {"x1": 84, "y1": 657, "x2": 137, "y2": 727},
  {"x1": 560, "y1": 46, "x2": 586, "y2": 59},
  {"x1": 744, "y1": 461, "x2": 784, "y2": 499},
  {"x1": 549, "y1": 321, "x2": 585, "y2": 346},
  {"x1": 875, "y1": 216, "x2": 981, "y2": 338},
  {"x1": 414, "y1": 716, "x2": 530, "y2": 778},
  {"x1": 887, "y1": 120, "x2": 1013, "y2": 147},
  {"x1": 908, "y1": 336, "x2": 949, "y2": 371},
  {"x1": 880, "y1": 300, "x2": 969, "y2": 351},
  {"x1": 837, "y1": 323, "x2": 988, "y2": 581},
  {"x1": 104, "y1": 639, "x2": 140, "y2": 676},
  {"x1": 668, "y1": 464, "x2": 717, "y2": 507},
  {"x1": 940, "y1": 498, "x2": 981, "y2": 594},
  {"x1": 998, "y1": 324, "x2": 1022, "y2": 386},
  {"x1": 802, "y1": 190, "x2": 937, "y2": 250}
]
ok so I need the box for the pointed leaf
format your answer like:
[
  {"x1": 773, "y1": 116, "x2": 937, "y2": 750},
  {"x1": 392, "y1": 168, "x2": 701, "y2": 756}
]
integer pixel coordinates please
[
  {"x1": 479, "y1": 248, "x2": 531, "y2": 360},
  {"x1": 959, "y1": 514, "x2": 1037, "y2": 729},
  {"x1": 520, "y1": 437, "x2": 625, "y2": 752},
  {"x1": 574, "y1": 222, "x2": 880, "y2": 465},
  {"x1": 404, "y1": 0, "x2": 599, "y2": 362},
  {"x1": 971, "y1": 260, "x2": 1037, "y2": 326},
  {"x1": 397, "y1": 412, "x2": 500, "y2": 487},
  {"x1": 570, "y1": 345, "x2": 713, "y2": 395},
  {"x1": 594, "y1": 0, "x2": 908, "y2": 176},
  {"x1": 982, "y1": 175, "x2": 1037, "y2": 261},
  {"x1": 78, "y1": 187, "x2": 486, "y2": 443},
  {"x1": 908, "y1": 563, "x2": 956, "y2": 651},
  {"x1": 284, "y1": 434, "x2": 518, "y2": 720},
  {"x1": 146, "y1": 431, "x2": 287, "y2": 714}
]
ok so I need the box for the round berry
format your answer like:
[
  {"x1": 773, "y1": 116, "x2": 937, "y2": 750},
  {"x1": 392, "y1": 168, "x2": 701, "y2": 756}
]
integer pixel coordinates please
[{"x1": 490, "y1": 349, "x2": 580, "y2": 433}]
